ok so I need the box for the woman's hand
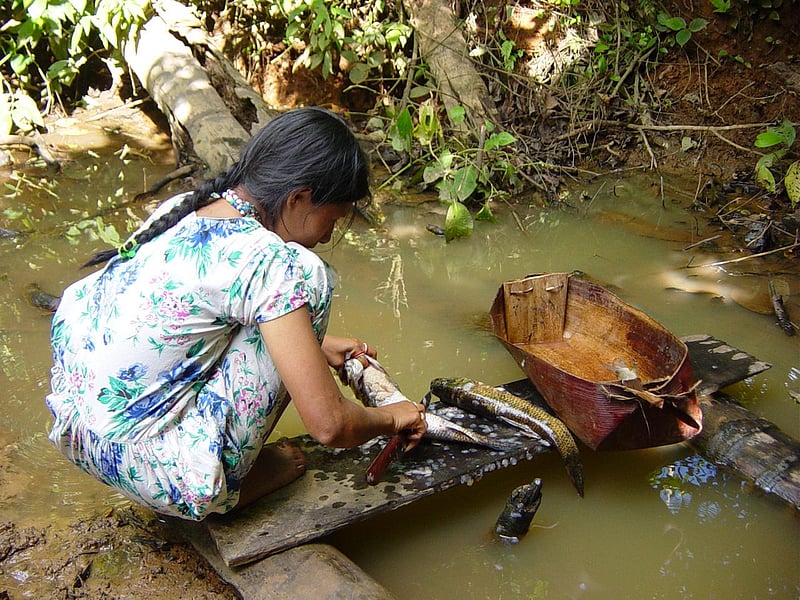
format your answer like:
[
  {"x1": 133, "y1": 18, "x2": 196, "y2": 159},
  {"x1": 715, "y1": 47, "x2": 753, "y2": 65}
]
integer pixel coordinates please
[
  {"x1": 382, "y1": 400, "x2": 427, "y2": 451},
  {"x1": 321, "y1": 335, "x2": 377, "y2": 369}
]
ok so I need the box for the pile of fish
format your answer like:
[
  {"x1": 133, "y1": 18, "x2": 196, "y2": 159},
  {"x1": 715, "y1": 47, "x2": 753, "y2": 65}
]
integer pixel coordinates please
[
  {"x1": 339, "y1": 356, "x2": 585, "y2": 497},
  {"x1": 430, "y1": 377, "x2": 584, "y2": 497}
]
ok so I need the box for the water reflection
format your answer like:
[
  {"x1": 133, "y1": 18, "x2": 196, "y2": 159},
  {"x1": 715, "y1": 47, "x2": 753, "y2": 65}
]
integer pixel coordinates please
[
  {"x1": 1, "y1": 155, "x2": 798, "y2": 598},
  {"x1": 650, "y1": 454, "x2": 719, "y2": 516}
]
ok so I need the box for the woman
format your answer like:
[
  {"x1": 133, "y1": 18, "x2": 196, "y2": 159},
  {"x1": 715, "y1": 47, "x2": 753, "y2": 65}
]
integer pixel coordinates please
[{"x1": 46, "y1": 107, "x2": 427, "y2": 521}]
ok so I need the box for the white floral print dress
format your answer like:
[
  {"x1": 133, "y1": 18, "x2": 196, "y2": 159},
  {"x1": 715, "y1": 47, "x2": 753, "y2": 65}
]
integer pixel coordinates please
[{"x1": 46, "y1": 193, "x2": 337, "y2": 520}]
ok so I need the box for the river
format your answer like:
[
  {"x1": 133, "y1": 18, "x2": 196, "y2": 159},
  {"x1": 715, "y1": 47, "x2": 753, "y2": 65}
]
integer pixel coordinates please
[{"x1": 0, "y1": 134, "x2": 797, "y2": 598}]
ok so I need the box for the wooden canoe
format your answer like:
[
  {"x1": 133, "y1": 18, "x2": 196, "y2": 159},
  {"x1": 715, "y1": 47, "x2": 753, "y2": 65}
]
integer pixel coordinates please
[{"x1": 489, "y1": 272, "x2": 703, "y2": 451}]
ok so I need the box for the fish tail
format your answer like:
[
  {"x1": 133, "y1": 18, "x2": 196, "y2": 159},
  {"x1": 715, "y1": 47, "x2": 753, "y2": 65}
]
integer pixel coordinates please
[{"x1": 565, "y1": 455, "x2": 585, "y2": 497}]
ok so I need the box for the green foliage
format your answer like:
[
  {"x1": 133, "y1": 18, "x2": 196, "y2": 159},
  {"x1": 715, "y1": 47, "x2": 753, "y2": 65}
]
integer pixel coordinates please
[
  {"x1": 272, "y1": 0, "x2": 410, "y2": 83},
  {"x1": 415, "y1": 111, "x2": 516, "y2": 241},
  {"x1": 0, "y1": 0, "x2": 151, "y2": 134},
  {"x1": 656, "y1": 11, "x2": 708, "y2": 47},
  {"x1": 709, "y1": 0, "x2": 731, "y2": 14},
  {"x1": 753, "y1": 119, "x2": 799, "y2": 206}
]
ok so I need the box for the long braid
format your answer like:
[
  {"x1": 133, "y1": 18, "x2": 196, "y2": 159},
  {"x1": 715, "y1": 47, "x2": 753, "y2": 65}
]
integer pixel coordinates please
[{"x1": 82, "y1": 172, "x2": 238, "y2": 268}]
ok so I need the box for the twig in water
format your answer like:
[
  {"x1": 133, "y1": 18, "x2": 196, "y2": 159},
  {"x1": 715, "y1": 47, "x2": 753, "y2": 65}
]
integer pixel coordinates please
[
  {"x1": 684, "y1": 241, "x2": 800, "y2": 269},
  {"x1": 769, "y1": 275, "x2": 796, "y2": 336},
  {"x1": 682, "y1": 235, "x2": 721, "y2": 251}
]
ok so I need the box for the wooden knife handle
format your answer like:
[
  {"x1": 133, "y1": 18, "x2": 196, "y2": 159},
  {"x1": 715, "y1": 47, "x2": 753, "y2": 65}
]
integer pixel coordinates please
[{"x1": 365, "y1": 434, "x2": 406, "y2": 485}]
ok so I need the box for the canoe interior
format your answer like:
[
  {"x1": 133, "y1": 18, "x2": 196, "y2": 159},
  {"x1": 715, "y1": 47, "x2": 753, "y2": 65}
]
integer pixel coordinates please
[{"x1": 490, "y1": 273, "x2": 702, "y2": 450}]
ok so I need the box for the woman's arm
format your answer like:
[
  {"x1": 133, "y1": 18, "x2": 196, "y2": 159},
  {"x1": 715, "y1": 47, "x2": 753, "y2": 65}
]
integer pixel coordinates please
[{"x1": 259, "y1": 308, "x2": 425, "y2": 448}]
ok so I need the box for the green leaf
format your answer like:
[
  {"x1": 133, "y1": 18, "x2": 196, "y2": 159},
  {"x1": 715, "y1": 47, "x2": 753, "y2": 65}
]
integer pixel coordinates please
[
  {"x1": 755, "y1": 163, "x2": 776, "y2": 192},
  {"x1": 785, "y1": 161, "x2": 800, "y2": 207},
  {"x1": 755, "y1": 131, "x2": 785, "y2": 148},
  {"x1": 676, "y1": 29, "x2": 691, "y2": 46},
  {"x1": 688, "y1": 18, "x2": 708, "y2": 32},
  {"x1": 444, "y1": 201, "x2": 473, "y2": 241},
  {"x1": 349, "y1": 62, "x2": 369, "y2": 84},
  {"x1": 395, "y1": 108, "x2": 413, "y2": 138},
  {"x1": 775, "y1": 119, "x2": 796, "y2": 148},
  {"x1": 451, "y1": 166, "x2": 478, "y2": 202},
  {"x1": 448, "y1": 105, "x2": 466, "y2": 124},
  {"x1": 475, "y1": 202, "x2": 496, "y2": 222},
  {"x1": 665, "y1": 17, "x2": 686, "y2": 31},
  {"x1": 484, "y1": 131, "x2": 516, "y2": 151},
  {"x1": 409, "y1": 86, "x2": 431, "y2": 99}
]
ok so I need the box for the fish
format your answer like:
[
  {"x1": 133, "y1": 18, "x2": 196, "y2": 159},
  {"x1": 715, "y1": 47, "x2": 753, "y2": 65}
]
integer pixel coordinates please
[
  {"x1": 494, "y1": 478, "x2": 543, "y2": 542},
  {"x1": 429, "y1": 377, "x2": 585, "y2": 497},
  {"x1": 339, "y1": 356, "x2": 519, "y2": 453}
]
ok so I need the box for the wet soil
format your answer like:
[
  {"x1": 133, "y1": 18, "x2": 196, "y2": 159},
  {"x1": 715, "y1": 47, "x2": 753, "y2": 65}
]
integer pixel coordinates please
[{"x1": 1, "y1": 7, "x2": 797, "y2": 599}]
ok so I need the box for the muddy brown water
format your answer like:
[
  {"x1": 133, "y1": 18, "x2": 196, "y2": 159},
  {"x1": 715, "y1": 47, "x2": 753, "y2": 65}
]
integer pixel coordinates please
[{"x1": 1, "y1": 137, "x2": 797, "y2": 598}]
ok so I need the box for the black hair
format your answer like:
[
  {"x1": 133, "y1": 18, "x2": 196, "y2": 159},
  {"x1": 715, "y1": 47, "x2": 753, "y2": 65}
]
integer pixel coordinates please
[{"x1": 84, "y1": 107, "x2": 369, "y2": 267}]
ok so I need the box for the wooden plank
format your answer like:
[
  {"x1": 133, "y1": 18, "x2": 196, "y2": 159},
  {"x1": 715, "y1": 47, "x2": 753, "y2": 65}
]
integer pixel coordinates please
[
  {"x1": 503, "y1": 273, "x2": 567, "y2": 344},
  {"x1": 204, "y1": 335, "x2": 770, "y2": 567},
  {"x1": 206, "y1": 406, "x2": 548, "y2": 567},
  {"x1": 679, "y1": 334, "x2": 772, "y2": 395}
]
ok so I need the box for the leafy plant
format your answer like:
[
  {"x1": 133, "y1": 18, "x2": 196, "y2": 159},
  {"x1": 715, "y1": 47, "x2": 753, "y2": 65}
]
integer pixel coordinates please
[
  {"x1": 274, "y1": 0, "x2": 411, "y2": 83},
  {"x1": 420, "y1": 109, "x2": 517, "y2": 241},
  {"x1": 0, "y1": 0, "x2": 151, "y2": 134},
  {"x1": 754, "y1": 119, "x2": 799, "y2": 206},
  {"x1": 709, "y1": 0, "x2": 732, "y2": 14},
  {"x1": 656, "y1": 11, "x2": 708, "y2": 47}
]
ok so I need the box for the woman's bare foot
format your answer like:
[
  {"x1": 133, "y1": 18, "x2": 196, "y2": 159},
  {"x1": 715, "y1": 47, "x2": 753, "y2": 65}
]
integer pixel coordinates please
[{"x1": 236, "y1": 438, "x2": 307, "y2": 510}]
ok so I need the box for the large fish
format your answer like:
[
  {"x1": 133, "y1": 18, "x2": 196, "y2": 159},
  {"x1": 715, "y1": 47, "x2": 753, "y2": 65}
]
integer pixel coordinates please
[
  {"x1": 339, "y1": 356, "x2": 518, "y2": 452},
  {"x1": 430, "y1": 377, "x2": 585, "y2": 497}
]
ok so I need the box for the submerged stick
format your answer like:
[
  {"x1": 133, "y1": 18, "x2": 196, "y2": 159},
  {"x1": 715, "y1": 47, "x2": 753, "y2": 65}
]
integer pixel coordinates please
[{"x1": 769, "y1": 276, "x2": 795, "y2": 336}]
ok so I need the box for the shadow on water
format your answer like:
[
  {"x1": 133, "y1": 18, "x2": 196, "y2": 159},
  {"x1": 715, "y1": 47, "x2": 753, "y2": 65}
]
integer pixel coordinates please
[{"x1": 1, "y1": 141, "x2": 797, "y2": 598}]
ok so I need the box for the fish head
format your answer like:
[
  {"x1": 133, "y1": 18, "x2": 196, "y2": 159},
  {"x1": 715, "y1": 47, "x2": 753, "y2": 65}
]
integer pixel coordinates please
[{"x1": 429, "y1": 377, "x2": 473, "y2": 401}]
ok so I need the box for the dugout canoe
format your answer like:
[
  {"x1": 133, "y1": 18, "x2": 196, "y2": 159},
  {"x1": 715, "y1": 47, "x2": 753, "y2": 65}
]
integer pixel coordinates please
[{"x1": 489, "y1": 272, "x2": 702, "y2": 451}]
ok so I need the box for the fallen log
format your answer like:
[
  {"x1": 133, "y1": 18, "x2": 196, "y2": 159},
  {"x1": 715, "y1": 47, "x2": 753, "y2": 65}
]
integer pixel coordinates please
[
  {"x1": 122, "y1": 12, "x2": 249, "y2": 173},
  {"x1": 688, "y1": 393, "x2": 800, "y2": 509},
  {"x1": 120, "y1": 0, "x2": 283, "y2": 174}
]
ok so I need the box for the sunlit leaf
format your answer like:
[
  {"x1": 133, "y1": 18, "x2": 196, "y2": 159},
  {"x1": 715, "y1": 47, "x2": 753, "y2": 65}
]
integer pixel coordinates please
[
  {"x1": 785, "y1": 161, "x2": 800, "y2": 207},
  {"x1": 444, "y1": 201, "x2": 473, "y2": 241},
  {"x1": 484, "y1": 131, "x2": 515, "y2": 151},
  {"x1": 448, "y1": 105, "x2": 466, "y2": 124},
  {"x1": 755, "y1": 131, "x2": 784, "y2": 148}
]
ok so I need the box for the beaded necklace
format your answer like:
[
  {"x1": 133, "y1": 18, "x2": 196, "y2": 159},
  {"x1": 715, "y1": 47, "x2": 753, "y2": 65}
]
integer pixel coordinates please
[{"x1": 215, "y1": 188, "x2": 260, "y2": 221}]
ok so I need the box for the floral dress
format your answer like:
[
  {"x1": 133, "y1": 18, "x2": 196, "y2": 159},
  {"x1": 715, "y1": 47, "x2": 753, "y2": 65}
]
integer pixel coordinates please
[{"x1": 46, "y1": 193, "x2": 337, "y2": 520}]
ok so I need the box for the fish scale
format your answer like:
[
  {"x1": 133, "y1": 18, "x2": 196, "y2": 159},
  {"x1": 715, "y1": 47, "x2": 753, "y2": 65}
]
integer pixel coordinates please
[{"x1": 430, "y1": 377, "x2": 585, "y2": 497}]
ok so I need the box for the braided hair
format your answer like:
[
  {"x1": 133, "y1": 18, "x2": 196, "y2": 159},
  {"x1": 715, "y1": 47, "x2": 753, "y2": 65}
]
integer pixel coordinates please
[{"x1": 84, "y1": 107, "x2": 369, "y2": 267}]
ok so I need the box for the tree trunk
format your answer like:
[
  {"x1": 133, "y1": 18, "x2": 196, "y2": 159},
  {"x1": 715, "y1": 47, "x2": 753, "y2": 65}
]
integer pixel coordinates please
[
  {"x1": 122, "y1": 0, "x2": 278, "y2": 173},
  {"x1": 689, "y1": 393, "x2": 800, "y2": 510},
  {"x1": 405, "y1": 0, "x2": 499, "y2": 135}
]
